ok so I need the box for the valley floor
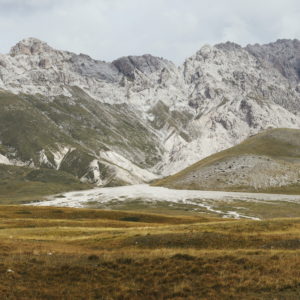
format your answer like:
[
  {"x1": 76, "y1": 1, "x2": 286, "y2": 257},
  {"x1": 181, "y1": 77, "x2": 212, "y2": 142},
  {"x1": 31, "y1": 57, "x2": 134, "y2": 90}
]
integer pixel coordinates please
[
  {"x1": 1, "y1": 206, "x2": 300, "y2": 299},
  {"x1": 29, "y1": 184, "x2": 300, "y2": 220}
]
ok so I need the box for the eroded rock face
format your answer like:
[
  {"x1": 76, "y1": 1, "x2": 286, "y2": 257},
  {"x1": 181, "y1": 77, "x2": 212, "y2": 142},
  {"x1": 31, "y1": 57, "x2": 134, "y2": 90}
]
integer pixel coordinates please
[
  {"x1": 0, "y1": 38, "x2": 300, "y2": 184},
  {"x1": 112, "y1": 54, "x2": 174, "y2": 79},
  {"x1": 70, "y1": 54, "x2": 120, "y2": 82},
  {"x1": 246, "y1": 39, "x2": 300, "y2": 83}
]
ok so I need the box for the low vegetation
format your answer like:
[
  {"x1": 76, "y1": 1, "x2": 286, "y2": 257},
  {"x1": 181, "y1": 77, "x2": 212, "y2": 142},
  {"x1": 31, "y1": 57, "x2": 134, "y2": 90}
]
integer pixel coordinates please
[
  {"x1": 0, "y1": 164, "x2": 91, "y2": 205},
  {"x1": 0, "y1": 89, "x2": 162, "y2": 180},
  {"x1": 1, "y1": 206, "x2": 300, "y2": 299}
]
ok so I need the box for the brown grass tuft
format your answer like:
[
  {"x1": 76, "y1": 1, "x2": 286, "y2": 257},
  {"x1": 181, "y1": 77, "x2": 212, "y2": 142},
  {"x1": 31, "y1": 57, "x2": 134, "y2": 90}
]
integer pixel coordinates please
[{"x1": 1, "y1": 206, "x2": 300, "y2": 299}]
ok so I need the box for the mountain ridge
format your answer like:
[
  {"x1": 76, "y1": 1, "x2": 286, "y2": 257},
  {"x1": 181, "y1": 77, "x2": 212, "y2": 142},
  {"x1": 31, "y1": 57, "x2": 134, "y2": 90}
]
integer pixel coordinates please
[{"x1": 0, "y1": 38, "x2": 300, "y2": 187}]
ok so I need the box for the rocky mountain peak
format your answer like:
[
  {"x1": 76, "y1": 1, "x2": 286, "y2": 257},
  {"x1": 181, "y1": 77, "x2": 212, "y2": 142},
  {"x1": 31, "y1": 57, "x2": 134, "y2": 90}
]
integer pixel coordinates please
[
  {"x1": 9, "y1": 37, "x2": 53, "y2": 56},
  {"x1": 215, "y1": 41, "x2": 242, "y2": 51},
  {"x1": 245, "y1": 39, "x2": 300, "y2": 82},
  {"x1": 112, "y1": 54, "x2": 175, "y2": 80}
]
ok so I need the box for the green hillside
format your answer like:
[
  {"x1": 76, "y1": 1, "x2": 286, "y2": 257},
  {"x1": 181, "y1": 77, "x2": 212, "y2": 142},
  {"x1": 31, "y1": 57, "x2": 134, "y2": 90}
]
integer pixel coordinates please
[
  {"x1": 0, "y1": 164, "x2": 91, "y2": 204},
  {"x1": 0, "y1": 89, "x2": 162, "y2": 185},
  {"x1": 154, "y1": 128, "x2": 300, "y2": 193}
]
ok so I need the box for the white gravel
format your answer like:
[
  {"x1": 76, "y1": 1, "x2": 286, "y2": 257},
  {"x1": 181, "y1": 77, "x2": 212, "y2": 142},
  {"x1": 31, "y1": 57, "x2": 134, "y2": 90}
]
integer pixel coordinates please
[{"x1": 27, "y1": 184, "x2": 300, "y2": 220}]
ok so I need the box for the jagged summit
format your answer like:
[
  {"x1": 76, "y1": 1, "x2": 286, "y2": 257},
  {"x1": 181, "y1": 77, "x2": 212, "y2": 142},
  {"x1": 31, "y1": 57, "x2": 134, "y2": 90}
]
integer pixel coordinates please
[
  {"x1": 215, "y1": 41, "x2": 242, "y2": 51},
  {"x1": 112, "y1": 54, "x2": 175, "y2": 80},
  {"x1": 246, "y1": 39, "x2": 300, "y2": 82},
  {"x1": 6, "y1": 37, "x2": 176, "y2": 83},
  {"x1": 9, "y1": 37, "x2": 54, "y2": 56}
]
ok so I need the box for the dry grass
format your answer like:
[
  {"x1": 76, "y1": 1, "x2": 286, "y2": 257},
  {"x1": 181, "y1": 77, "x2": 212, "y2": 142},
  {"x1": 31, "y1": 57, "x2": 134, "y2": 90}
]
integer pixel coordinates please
[{"x1": 1, "y1": 206, "x2": 300, "y2": 299}]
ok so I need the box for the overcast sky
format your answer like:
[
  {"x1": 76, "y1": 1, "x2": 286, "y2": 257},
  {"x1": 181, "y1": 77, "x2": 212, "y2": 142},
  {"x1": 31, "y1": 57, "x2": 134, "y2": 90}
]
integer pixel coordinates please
[{"x1": 0, "y1": 0, "x2": 300, "y2": 64}]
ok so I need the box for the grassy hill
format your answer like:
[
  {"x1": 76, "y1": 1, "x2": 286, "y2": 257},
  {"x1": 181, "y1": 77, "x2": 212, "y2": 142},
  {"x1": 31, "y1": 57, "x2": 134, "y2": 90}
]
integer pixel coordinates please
[
  {"x1": 0, "y1": 164, "x2": 91, "y2": 204},
  {"x1": 154, "y1": 128, "x2": 300, "y2": 193},
  {"x1": 0, "y1": 89, "x2": 162, "y2": 185},
  {"x1": 2, "y1": 206, "x2": 300, "y2": 299}
]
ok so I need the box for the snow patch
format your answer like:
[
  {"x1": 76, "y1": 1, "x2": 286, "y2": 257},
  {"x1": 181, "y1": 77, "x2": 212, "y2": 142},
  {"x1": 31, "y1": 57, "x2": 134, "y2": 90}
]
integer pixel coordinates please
[
  {"x1": 29, "y1": 184, "x2": 300, "y2": 220},
  {"x1": 0, "y1": 154, "x2": 11, "y2": 165}
]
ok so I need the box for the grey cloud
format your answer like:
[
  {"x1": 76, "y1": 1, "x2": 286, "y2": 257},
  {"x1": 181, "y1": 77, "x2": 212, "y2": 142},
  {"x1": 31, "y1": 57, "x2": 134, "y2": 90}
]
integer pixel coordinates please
[{"x1": 0, "y1": 0, "x2": 300, "y2": 64}]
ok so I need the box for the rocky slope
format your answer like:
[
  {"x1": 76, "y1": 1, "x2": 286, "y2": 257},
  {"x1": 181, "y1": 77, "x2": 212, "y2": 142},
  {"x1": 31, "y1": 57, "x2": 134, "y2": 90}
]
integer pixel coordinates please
[
  {"x1": 154, "y1": 128, "x2": 300, "y2": 193},
  {"x1": 0, "y1": 38, "x2": 300, "y2": 186}
]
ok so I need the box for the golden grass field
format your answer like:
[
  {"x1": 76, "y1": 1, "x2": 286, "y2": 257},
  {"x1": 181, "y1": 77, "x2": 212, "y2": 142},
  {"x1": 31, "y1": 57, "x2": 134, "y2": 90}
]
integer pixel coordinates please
[{"x1": 1, "y1": 206, "x2": 300, "y2": 299}]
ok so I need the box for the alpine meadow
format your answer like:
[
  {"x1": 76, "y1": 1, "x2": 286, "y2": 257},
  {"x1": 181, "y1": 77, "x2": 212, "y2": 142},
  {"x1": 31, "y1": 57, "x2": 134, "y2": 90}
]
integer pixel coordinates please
[{"x1": 1, "y1": 1, "x2": 300, "y2": 298}]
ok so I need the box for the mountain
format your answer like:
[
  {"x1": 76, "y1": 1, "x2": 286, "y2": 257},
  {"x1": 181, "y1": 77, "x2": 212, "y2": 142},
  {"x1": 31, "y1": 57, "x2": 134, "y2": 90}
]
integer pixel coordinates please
[
  {"x1": 0, "y1": 38, "x2": 300, "y2": 186},
  {"x1": 154, "y1": 128, "x2": 300, "y2": 193}
]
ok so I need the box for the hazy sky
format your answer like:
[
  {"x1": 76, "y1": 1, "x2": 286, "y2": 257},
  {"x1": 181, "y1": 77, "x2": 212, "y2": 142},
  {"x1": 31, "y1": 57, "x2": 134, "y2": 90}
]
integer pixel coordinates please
[{"x1": 1, "y1": 0, "x2": 300, "y2": 63}]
